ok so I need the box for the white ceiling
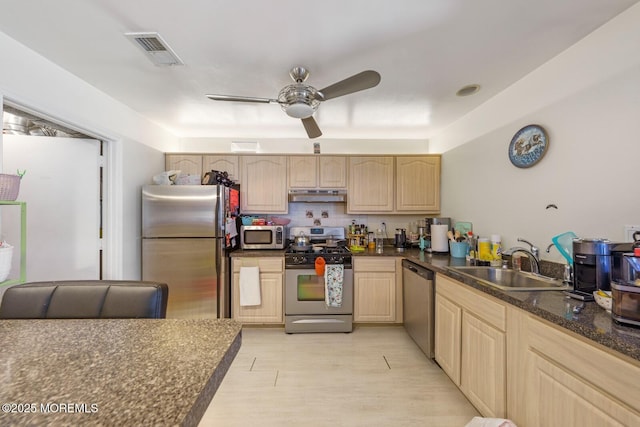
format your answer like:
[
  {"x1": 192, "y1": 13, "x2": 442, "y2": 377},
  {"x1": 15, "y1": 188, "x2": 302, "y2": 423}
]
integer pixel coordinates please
[{"x1": 0, "y1": 0, "x2": 638, "y2": 140}]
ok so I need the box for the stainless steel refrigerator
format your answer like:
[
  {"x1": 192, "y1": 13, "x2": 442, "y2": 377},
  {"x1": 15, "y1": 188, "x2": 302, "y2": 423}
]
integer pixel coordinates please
[{"x1": 141, "y1": 184, "x2": 240, "y2": 319}]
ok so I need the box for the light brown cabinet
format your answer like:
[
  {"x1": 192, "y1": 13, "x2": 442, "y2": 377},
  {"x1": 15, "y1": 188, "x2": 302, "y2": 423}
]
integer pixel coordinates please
[
  {"x1": 318, "y1": 156, "x2": 347, "y2": 188},
  {"x1": 288, "y1": 156, "x2": 318, "y2": 188},
  {"x1": 240, "y1": 156, "x2": 288, "y2": 213},
  {"x1": 435, "y1": 274, "x2": 507, "y2": 418},
  {"x1": 202, "y1": 155, "x2": 240, "y2": 183},
  {"x1": 288, "y1": 156, "x2": 347, "y2": 189},
  {"x1": 395, "y1": 156, "x2": 440, "y2": 212},
  {"x1": 353, "y1": 258, "x2": 397, "y2": 322},
  {"x1": 231, "y1": 257, "x2": 284, "y2": 324},
  {"x1": 507, "y1": 308, "x2": 640, "y2": 426},
  {"x1": 165, "y1": 154, "x2": 203, "y2": 177},
  {"x1": 165, "y1": 154, "x2": 240, "y2": 183},
  {"x1": 347, "y1": 156, "x2": 394, "y2": 213},
  {"x1": 435, "y1": 293, "x2": 462, "y2": 384}
]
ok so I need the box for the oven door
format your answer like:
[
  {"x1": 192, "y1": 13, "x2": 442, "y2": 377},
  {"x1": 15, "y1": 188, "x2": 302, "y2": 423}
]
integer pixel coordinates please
[{"x1": 285, "y1": 267, "x2": 353, "y2": 315}]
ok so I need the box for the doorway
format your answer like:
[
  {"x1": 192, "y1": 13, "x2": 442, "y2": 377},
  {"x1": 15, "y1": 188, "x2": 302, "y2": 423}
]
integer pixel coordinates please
[{"x1": 2, "y1": 109, "x2": 104, "y2": 282}]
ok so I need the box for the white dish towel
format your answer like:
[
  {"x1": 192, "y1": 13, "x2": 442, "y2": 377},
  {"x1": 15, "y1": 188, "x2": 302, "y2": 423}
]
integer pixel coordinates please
[{"x1": 239, "y1": 266, "x2": 261, "y2": 306}]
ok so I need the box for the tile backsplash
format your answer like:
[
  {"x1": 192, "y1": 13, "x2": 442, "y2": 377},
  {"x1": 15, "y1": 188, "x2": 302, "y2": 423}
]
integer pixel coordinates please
[{"x1": 260, "y1": 203, "x2": 427, "y2": 239}]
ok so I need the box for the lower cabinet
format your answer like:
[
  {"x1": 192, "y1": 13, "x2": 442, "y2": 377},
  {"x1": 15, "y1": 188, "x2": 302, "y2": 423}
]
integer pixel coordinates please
[
  {"x1": 507, "y1": 308, "x2": 640, "y2": 426},
  {"x1": 436, "y1": 273, "x2": 640, "y2": 425},
  {"x1": 231, "y1": 257, "x2": 283, "y2": 324},
  {"x1": 435, "y1": 274, "x2": 507, "y2": 418},
  {"x1": 353, "y1": 257, "x2": 399, "y2": 322}
]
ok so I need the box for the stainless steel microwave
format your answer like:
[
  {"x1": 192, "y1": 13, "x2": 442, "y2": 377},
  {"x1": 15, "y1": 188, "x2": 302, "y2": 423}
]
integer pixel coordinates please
[{"x1": 241, "y1": 225, "x2": 287, "y2": 250}]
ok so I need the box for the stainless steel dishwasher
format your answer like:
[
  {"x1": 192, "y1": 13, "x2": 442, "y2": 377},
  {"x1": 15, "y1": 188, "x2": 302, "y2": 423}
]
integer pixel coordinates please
[{"x1": 402, "y1": 259, "x2": 434, "y2": 358}]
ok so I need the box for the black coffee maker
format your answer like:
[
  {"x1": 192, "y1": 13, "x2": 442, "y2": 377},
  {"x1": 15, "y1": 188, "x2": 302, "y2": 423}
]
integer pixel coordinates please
[{"x1": 569, "y1": 238, "x2": 613, "y2": 301}]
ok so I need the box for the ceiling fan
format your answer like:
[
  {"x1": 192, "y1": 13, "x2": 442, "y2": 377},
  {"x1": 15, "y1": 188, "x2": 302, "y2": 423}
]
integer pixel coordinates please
[{"x1": 206, "y1": 66, "x2": 381, "y2": 139}]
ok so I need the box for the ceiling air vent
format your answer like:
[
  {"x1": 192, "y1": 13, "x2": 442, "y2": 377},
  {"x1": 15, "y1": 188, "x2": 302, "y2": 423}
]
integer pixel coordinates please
[{"x1": 125, "y1": 32, "x2": 184, "y2": 66}]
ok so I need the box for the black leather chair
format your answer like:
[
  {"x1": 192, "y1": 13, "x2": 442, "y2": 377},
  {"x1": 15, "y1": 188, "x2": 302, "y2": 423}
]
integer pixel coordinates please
[{"x1": 0, "y1": 280, "x2": 169, "y2": 319}]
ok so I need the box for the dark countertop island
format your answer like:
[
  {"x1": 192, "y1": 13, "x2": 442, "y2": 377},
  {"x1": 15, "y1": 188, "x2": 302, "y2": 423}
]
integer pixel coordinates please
[{"x1": 0, "y1": 318, "x2": 242, "y2": 426}]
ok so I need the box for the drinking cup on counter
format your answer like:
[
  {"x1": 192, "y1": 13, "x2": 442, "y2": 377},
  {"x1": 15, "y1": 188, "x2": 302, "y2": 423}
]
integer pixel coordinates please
[{"x1": 450, "y1": 241, "x2": 469, "y2": 258}]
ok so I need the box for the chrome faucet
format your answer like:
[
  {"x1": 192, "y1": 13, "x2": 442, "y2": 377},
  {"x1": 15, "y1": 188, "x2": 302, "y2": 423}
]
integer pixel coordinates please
[
  {"x1": 502, "y1": 238, "x2": 540, "y2": 274},
  {"x1": 517, "y1": 238, "x2": 539, "y2": 260}
]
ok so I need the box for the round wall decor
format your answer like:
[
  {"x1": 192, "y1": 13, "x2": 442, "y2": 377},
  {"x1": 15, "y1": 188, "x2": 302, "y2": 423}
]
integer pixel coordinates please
[{"x1": 508, "y1": 124, "x2": 549, "y2": 168}]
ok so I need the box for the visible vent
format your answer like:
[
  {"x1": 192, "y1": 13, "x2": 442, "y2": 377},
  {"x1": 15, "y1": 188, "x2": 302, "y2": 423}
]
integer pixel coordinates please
[
  {"x1": 134, "y1": 37, "x2": 167, "y2": 52},
  {"x1": 125, "y1": 32, "x2": 184, "y2": 66}
]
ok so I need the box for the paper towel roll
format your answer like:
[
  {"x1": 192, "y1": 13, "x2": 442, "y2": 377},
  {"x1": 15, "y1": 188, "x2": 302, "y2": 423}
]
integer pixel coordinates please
[{"x1": 431, "y1": 224, "x2": 450, "y2": 253}]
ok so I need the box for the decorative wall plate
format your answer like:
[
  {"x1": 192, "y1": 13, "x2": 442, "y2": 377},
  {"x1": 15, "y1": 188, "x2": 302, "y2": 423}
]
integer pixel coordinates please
[{"x1": 508, "y1": 124, "x2": 549, "y2": 168}]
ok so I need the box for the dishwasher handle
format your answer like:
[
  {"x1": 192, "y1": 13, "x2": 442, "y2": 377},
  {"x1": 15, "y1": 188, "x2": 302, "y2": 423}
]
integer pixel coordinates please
[{"x1": 402, "y1": 259, "x2": 434, "y2": 280}]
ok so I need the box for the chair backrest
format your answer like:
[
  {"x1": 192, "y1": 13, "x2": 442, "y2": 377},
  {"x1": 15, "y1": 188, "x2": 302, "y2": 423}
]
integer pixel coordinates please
[{"x1": 0, "y1": 280, "x2": 169, "y2": 319}]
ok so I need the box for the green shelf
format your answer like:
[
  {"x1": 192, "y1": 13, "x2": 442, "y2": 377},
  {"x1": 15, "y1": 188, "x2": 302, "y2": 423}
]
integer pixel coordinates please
[{"x1": 0, "y1": 201, "x2": 26, "y2": 286}]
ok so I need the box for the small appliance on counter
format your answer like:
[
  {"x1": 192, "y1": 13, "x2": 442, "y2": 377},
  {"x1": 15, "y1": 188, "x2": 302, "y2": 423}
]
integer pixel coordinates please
[
  {"x1": 568, "y1": 238, "x2": 633, "y2": 301},
  {"x1": 611, "y1": 235, "x2": 640, "y2": 327},
  {"x1": 394, "y1": 228, "x2": 407, "y2": 252},
  {"x1": 240, "y1": 224, "x2": 286, "y2": 249}
]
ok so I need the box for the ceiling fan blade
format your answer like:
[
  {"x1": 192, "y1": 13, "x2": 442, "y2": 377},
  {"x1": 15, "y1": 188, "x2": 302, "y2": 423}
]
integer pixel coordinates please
[
  {"x1": 319, "y1": 70, "x2": 381, "y2": 101},
  {"x1": 206, "y1": 94, "x2": 278, "y2": 104},
  {"x1": 301, "y1": 117, "x2": 322, "y2": 139}
]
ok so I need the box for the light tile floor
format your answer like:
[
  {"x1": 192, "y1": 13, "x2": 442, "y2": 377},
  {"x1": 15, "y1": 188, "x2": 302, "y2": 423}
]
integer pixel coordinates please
[{"x1": 200, "y1": 325, "x2": 479, "y2": 426}]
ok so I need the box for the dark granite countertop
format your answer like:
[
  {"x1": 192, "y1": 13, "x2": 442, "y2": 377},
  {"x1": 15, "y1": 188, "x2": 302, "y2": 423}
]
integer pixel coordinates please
[
  {"x1": 228, "y1": 246, "x2": 640, "y2": 362},
  {"x1": 0, "y1": 319, "x2": 242, "y2": 426},
  {"x1": 397, "y1": 249, "x2": 640, "y2": 363}
]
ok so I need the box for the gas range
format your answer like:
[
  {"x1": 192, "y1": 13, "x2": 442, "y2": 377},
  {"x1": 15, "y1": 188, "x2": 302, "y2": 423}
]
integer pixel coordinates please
[
  {"x1": 284, "y1": 245, "x2": 352, "y2": 268},
  {"x1": 285, "y1": 226, "x2": 351, "y2": 268}
]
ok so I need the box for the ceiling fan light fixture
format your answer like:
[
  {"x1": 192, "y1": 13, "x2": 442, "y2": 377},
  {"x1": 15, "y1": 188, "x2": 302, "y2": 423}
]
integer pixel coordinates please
[{"x1": 284, "y1": 102, "x2": 315, "y2": 119}]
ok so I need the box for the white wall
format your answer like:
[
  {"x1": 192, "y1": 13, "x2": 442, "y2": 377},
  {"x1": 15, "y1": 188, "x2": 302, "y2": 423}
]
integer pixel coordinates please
[
  {"x1": 0, "y1": 31, "x2": 174, "y2": 279},
  {"x1": 434, "y1": 4, "x2": 640, "y2": 263}
]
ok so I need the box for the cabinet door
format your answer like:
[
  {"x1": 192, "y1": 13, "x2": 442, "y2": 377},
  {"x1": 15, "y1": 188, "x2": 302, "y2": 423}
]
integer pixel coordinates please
[
  {"x1": 318, "y1": 156, "x2": 347, "y2": 188},
  {"x1": 288, "y1": 156, "x2": 318, "y2": 188},
  {"x1": 460, "y1": 312, "x2": 506, "y2": 418},
  {"x1": 525, "y1": 351, "x2": 639, "y2": 427},
  {"x1": 233, "y1": 272, "x2": 283, "y2": 323},
  {"x1": 232, "y1": 257, "x2": 284, "y2": 324},
  {"x1": 354, "y1": 272, "x2": 396, "y2": 322},
  {"x1": 396, "y1": 156, "x2": 440, "y2": 212},
  {"x1": 435, "y1": 294, "x2": 462, "y2": 385},
  {"x1": 240, "y1": 156, "x2": 288, "y2": 213},
  {"x1": 518, "y1": 315, "x2": 640, "y2": 427},
  {"x1": 165, "y1": 154, "x2": 202, "y2": 178},
  {"x1": 202, "y1": 155, "x2": 240, "y2": 183},
  {"x1": 347, "y1": 156, "x2": 394, "y2": 213}
]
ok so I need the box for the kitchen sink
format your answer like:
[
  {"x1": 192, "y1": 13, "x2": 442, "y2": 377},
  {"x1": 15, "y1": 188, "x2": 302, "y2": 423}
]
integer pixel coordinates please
[{"x1": 449, "y1": 266, "x2": 570, "y2": 291}]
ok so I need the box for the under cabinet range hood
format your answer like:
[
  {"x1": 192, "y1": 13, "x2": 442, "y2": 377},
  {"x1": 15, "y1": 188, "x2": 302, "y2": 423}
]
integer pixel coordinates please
[{"x1": 288, "y1": 190, "x2": 347, "y2": 203}]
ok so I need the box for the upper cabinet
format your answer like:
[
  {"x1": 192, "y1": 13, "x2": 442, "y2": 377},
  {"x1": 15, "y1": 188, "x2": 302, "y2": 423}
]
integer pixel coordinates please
[
  {"x1": 288, "y1": 156, "x2": 318, "y2": 188},
  {"x1": 347, "y1": 155, "x2": 441, "y2": 214},
  {"x1": 165, "y1": 153, "x2": 440, "y2": 215},
  {"x1": 318, "y1": 156, "x2": 347, "y2": 188},
  {"x1": 165, "y1": 154, "x2": 240, "y2": 184},
  {"x1": 395, "y1": 156, "x2": 440, "y2": 213},
  {"x1": 165, "y1": 154, "x2": 203, "y2": 178},
  {"x1": 288, "y1": 156, "x2": 347, "y2": 189},
  {"x1": 240, "y1": 156, "x2": 288, "y2": 214},
  {"x1": 348, "y1": 156, "x2": 394, "y2": 213},
  {"x1": 202, "y1": 155, "x2": 240, "y2": 183}
]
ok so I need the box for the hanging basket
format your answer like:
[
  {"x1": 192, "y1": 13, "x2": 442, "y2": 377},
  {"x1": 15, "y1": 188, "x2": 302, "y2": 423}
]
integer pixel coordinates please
[{"x1": 0, "y1": 174, "x2": 22, "y2": 201}]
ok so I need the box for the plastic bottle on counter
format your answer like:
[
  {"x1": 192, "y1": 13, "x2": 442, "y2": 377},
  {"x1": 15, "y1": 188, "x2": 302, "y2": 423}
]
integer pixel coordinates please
[
  {"x1": 478, "y1": 238, "x2": 491, "y2": 261},
  {"x1": 490, "y1": 234, "x2": 502, "y2": 266},
  {"x1": 375, "y1": 229, "x2": 384, "y2": 254}
]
